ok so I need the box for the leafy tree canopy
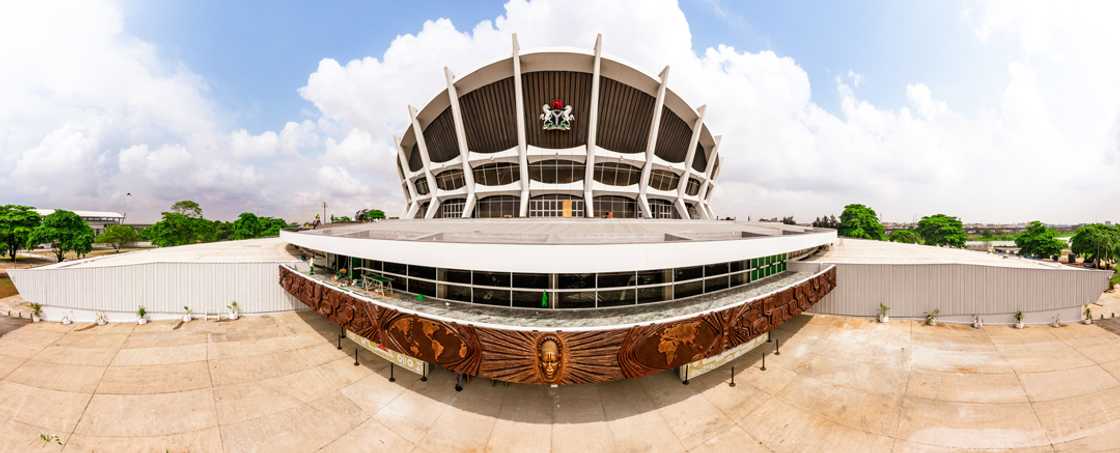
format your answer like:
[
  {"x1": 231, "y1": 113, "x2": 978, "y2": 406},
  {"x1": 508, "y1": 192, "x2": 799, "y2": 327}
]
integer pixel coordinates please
[
  {"x1": 146, "y1": 212, "x2": 214, "y2": 247},
  {"x1": 812, "y1": 215, "x2": 840, "y2": 229},
  {"x1": 1070, "y1": 223, "x2": 1120, "y2": 267},
  {"x1": 838, "y1": 204, "x2": 885, "y2": 240},
  {"x1": 169, "y1": 200, "x2": 203, "y2": 218},
  {"x1": 0, "y1": 205, "x2": 42, "y2": 262},
  {"x1": 1014, "y1": 221, "x2": 1065, "y2": 259},
  {"x1": 232, "y1": 212, "x2": 287, "y2": 240},
  {"x1": 27, "y1": 210, "x2": 93, "y2": 262},
  {"x1": 357, "y1": 209, "x2": 385, "y2": 222},
  {"x1": 916, "y1": 214, "x2": 967, "y2": 248},
  {"x1": 888, "y1": 229, "x2": 922, "y2": 244},
  {"x1": 95, "y1": 224, "x2": 140, "y2": 252}
]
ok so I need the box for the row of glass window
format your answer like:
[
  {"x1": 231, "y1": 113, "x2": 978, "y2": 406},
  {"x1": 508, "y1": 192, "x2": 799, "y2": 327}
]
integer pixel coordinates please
[
  {"x1": 417, "y1": 162, "x2": 697, "y2": 191},
  {"x1": 326, "y1": 253, "x2": 789, "y2": 309},
  {"x1": 419, "y1": 195, "x2": 698, "y2": 219}
]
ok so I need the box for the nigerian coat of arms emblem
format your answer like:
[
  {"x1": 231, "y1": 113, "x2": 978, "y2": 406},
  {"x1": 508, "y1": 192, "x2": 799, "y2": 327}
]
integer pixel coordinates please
[{"x1": 540, "y1": 98, "x2": 574, "y2": 131}]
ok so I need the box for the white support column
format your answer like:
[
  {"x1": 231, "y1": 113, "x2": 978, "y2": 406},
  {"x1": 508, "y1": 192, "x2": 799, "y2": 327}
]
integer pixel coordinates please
[
  {"x1": 674, "y1": 105, "x2": 705, "y2": 220},
  {"x1": 638, "y1": 66, "x2": 670, "y2": 218},
  {"x1": 583, "y1": 34, "x2": 603, "y2": 217},
  {"x1": 394, "y1": 135, "x2": 420, "y2": 218},
  {"x1": 696, "y1": 135, "x2": 721, "y2": 220},
  {"x1": 444, "y1": 67, "x2": 477, "y2": 218},
  {"x1": 409, "y1": 105, "x2": 440, "y2": 219},
  {"x1": 512, "y1": 34, "x2": 530, "y2": 217}
]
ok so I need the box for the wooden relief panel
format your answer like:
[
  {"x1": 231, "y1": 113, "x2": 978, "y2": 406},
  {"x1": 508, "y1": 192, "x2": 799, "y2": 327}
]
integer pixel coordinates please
[{"x1": 279, "y1": 265, "x2": 837, "y2": 385}]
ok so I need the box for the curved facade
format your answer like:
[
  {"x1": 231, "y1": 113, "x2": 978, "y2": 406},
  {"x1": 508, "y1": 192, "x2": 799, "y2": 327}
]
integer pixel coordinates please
[{"x1": 396, "y1": 35, "x2": 721, "y2": 220}]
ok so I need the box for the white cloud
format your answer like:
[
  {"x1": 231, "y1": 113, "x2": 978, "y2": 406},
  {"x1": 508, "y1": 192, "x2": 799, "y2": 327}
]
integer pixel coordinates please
[{"x1": 2, "y1": 0, "x2": 1117, "y2": 224}]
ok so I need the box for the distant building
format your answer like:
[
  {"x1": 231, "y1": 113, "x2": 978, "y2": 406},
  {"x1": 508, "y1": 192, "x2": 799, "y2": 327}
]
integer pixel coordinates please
[{"x1": 34, "y1": 209, "x2": 125, "y2": 235}]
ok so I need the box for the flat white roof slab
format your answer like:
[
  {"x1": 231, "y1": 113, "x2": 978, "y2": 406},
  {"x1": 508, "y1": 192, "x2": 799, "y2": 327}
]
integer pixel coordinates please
[
  {"x1": 813, "y1": 238, "x2": 1069, "y2": 270},
  {"x1": 47, "y1": 237, "x2": 300, "y2": 269}
]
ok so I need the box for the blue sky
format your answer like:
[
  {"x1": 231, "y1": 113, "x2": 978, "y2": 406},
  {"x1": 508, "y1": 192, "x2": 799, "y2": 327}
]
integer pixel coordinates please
[
  {"x1": 123, "y1": 0, "x2": 1008, "y2": 134},
  {"x1": 5, "y1": 0, "x2": 1117, "y2": 223}
]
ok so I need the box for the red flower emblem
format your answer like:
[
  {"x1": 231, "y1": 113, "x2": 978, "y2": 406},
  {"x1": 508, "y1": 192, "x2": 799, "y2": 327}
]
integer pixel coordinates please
[{"x1": 550, "y1": 98, "x2": 565, "y2": 109}]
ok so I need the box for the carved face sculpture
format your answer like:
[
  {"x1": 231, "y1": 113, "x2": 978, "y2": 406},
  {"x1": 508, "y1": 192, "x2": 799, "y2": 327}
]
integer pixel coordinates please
[{"x1": 538, "y1": 338, "x2": 560, "y2": 380}]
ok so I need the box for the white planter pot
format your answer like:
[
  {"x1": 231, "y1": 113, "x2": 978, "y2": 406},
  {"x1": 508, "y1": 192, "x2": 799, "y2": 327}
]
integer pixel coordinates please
[
  {"x1": 1083, "y1": 319, "x2": 1092, "y2": 325},
  {"x1": 61, "y1": 317, "x2": 72, "y2": 326},
  {"x1": 228, "y1": 312, "x2": 239, "y2": 321},
  {"x1": 31, "y1": 314, "x2": 40, "y2": 323},
  {"x1": 182, "y1": 314, "x2": 192, "y2": 323},
  {"x1": 137, "y1": 318, "x2": 147, "y2": 325},
  {"x1": 1015, "y1": 322, "x2": 1024, "y2": 329},
  {"x1": 878, "y1": 315, "x2": 889, "y2": 323}
]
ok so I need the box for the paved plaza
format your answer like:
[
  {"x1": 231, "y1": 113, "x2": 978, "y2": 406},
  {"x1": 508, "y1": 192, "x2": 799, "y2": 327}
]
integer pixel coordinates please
[{"x1": 2, "y1": 293, "x2": 1120, "y2": 452}]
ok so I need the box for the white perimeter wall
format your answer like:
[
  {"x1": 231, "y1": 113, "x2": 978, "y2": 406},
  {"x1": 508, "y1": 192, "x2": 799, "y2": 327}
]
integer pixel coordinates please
[
  {"x1": 8, "y1": 261, "x2": 308, "y2": 323},
  {"x1": 792, "y1": 261, "x2": 1112, "y2": 325}
]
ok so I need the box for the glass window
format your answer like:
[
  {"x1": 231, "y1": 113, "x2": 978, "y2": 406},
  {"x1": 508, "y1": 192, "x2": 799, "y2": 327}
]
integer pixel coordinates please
[
  {"x1": 685, "y1": 177, "x2": 702, "y2": 196},
  {"x1": 413, "y1": 177, "x2": 430, "y2": 195},
  {"x1": 730, "y1": 260, "x2": 745, "y2": 272},
  {"x1": 528, "y1": 159, "x2": 584, "y2": 184},
  {"x1": 704, "y1": 262, "x2": 729, "y2": 277},
  {"x1": 513, "y1": 273, "x2": 550, "y2": 289},
  {"x1": 408, "y1": 265, "x2": 436, "y2": 280},
  {"x1": 443, "y1": 284, "x2": 472, "y2": 303},
  {"x1": 408, "y1": 279, "x2": 437, "y2": 297},
  {"x1": 472, "y1": 162, "x2": 520, "y2": 186},
  {"x1": 686, "y1": 202, "x2": 701, "y2": 219},
  {"x1": 473, "y1": 288, "x2": 510, "y2": 306},
  {"x1": 558, "y1": 273, "x2": 595, "y2": 289},
  {"x1": 414, "y1": 201, "x2": 430, "y2": 219},
  {"x1": 558, "y1": 291, "x2": 596, "y2": 309},
  {"x1": 729, "y1": 273, "x2": 745, "y2": 287},
  {"x1": 436, "y1": 199, "x2": 466, "y2": 218},
  {"x1": 592, "y1": 162, "x2": 641, "y2": 186},
  {"x1": 637, "y1": 270, "x2": 670, "y2": 286},
  {"x1": 441, "y1": 269, "x2": 471, "y2": 284},
  {"x1": 528, "y1": 194, "x2": 585, "y2": 218},
  {"x1": 674, "y1": 266, "x2": 703, "y2": 282},
  {"x1": 473, "y1": 196, "x2": 519, "y2": 218},
  {"x1": 597, "y1": 289, "x2": 636, "y2": 307},
  {"x1": 593, "y1": 196, "x2": 639, "y2": 218},
  {"x1": 597, "y1": 272, "x2": 635, "y2": 288},
  {"x1": 638, "y1": 286, "x2": 670, "y2": 304},
  {"x1": 513, "y1": 290, "x2": 550, "y2": 308},
  {"x1": 648, "y1": 169, "x2": 680, "y2": 191},
  {"x1": 474, "y1": 271, "x2": 511, "y2": 287},
  {"x1": 383, "y1": 262, "x2": 407, "y2": 276},
  {"x1": 704, "y1": 276, "x2": 729, "y2": 293},
  {"x1": 649, "y1": 199, "x2": 679, "y2": 219},
  {"x1": 435, "y1": 169, "x2": 466, "y2": 190},
  {"x1": 674, "y1": 281, "x2": 703, "y2": 299}
]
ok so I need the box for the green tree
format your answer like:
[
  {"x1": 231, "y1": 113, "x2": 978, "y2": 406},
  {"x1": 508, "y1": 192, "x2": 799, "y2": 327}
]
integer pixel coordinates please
[
  {"x1": 888, "y1": 229, "x2": 922, "y2": 244},
  {"x1": 0, "y1": 205, "x2": 42, "y2": 262},
  {"x1": 95, "y1": 224, "x2": 140, "y2": 253},
  {"x1": 838, "y1": 204, "x2": 885, "y2": 240},
  {"x1": 147, "y1": 212, "x2": 213, "y2": 247},
  {"x1": 916, "y1": 214, "x2": 967, "y2": 248},
  {"x1": 1015, "y1": 221, "x2": 1065, "y2": 259},
  {"x1": 357, "y1": 209, "x2": 385, "y2": 222},
  {"x1": 232, "y1": 213, "x2": 262, "y2": 240},
  {"x1": 169, "y1": 200, "x2": 203, "y2": 218},
  {"x1": 258, "y1": 216, "x2": 287, "y2": 236},
  {"x1": 1070, "y1": 224, "x2": 1119, "y2": 268},
  {"x1": 26, "y1": 210, "x2": 94, "y2": 262}
]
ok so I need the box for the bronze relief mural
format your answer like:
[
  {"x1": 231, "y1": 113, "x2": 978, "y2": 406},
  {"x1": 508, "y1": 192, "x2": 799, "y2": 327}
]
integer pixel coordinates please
[{"x1": 279, "y1": 265, "x2": 836, "y2": 385}]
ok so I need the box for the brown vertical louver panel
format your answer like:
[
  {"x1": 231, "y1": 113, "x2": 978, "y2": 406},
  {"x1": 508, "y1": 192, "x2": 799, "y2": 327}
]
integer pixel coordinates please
[
  {"x1": 691, "y1": 143, "x2": 708, "y2": 172},
  {"x1": 521, "y1": 71, "x2": 592, "y2": 149},
  {"x1": 423, "y1": 109, "x2": 460, "y2": 163},
  {"x1": 408, "y1": 144, "x2": 423, "y2": 171},
  {"x1": 596, "y1": 77, "x2": 655, "y2": 154},
  {"x1": 460, "y1": 77, "x2": 519, "y2": 153},
  {"x1": 653, "y1": 108, "x2": 692, "y2": 163}
]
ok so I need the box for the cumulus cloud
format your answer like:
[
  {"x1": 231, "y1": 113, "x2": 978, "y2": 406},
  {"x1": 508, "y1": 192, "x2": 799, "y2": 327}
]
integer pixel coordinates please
[{"x1": 2, "y1": 0, "x2": 1117, "y2": 224}]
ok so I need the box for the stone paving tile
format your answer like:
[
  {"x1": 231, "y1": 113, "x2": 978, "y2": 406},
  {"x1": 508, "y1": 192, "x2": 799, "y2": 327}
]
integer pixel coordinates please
[
  {"x1": 905, "y1": 369, "x2": 1029, "y2": 404},
  {"x1": 0, "y1": 381, "x2": 92, "y2": 433},
  {"x1": 31, "y1": 345, "x2": 119, "y2": 367},
  {"x1": 74, "y1": 388, "x2": 218, "y2": 437},
  {"x1": 895, "y1": 397, "x2": 1051, "y2": 449},
  {"x1": 64, "y1": 426, "x2": 224, "y2": 453},
  {"x1": 4, "y1": 359, "x2": 104, "y2": 393},
  {"x1": 96, "y1": 360, "x2": 212, "y2": 394},
  {"x1": 111, "y1": 342, "x2": 208, "y2": 366},
  {"x1": 1018, "y1": 364, "x2": 1120, "y2": 402}
]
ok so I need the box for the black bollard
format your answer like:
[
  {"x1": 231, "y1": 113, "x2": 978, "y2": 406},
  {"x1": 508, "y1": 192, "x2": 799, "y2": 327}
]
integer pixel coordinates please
[
  {"x1": 775, "y1": 337, "x2": 781, "y2": 356},
  {"x1": 421, "y1": 369, "x2": 428, "y2": 382},
  {"x1": 353, "y1": 347, "x2": 359, "y2": 366},
  {"x1": 389, "y1": 363, "x2": 395, "y2": 382},
  {"x1": 337, "y1": 326, "x2": 343, "y2": 350},
  {"x1": 767, "y1": 331, "x2": 772, "y2": 343},
  {"x1": 761, "y1": 352, "x2": 767, "y2": 371},
  {"x1": 455, "y1": 374, "x2": 463, "y2": 392},
  {"x1": 682, "y1": 366, "x2": 690, "y2": 385},
  {"x1": 729, "y1": 365, "x2": 736, "y2": 387}
]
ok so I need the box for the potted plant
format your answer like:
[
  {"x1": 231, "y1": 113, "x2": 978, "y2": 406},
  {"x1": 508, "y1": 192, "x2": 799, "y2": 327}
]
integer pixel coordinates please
[
  {"x1": 182, "y1": 306, "x2": 193, "y2": 323},
  {"x1": 136, "y1": 306, "x2": 147, "y2": 325},
  {"x1": 336, "y1": 268, "x2": 349, "y2": 286},
  {"x1": 227, "y1": 301, "x2": 240, "y2": 320},
  {"x1": 1083, "y1": 305, "x2": 1093, "y2": 325},
  {"x1": 1051, "y1": 314, "x2": 1063, "y2": 328},
  {"x1": 61, "y1": 314, "x2": 72, "y2": 326},
  {"x1": 95, "y1": 311, "x2": 108, "y2": 326},
  {"x1": 1014, "y1": 311, "x2": 1024, "y2": 329},
  {"x1": 925, "y1": 309, "x2": 940, "y2": 326},
  {"x1": 877, "y1": 304, "x2": 890, "y2": 323},
  {"x1": 972, "y1": 314, "x2": 984, "y2": 329},
  {"x1": 25, "y1": 302, "x2": 43, "y2": 323}
]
